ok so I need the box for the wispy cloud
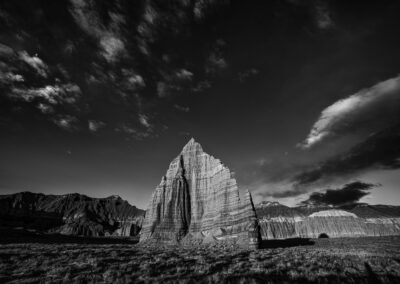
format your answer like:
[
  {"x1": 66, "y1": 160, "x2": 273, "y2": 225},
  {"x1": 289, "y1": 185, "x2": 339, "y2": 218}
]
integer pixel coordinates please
[
  {"x1": 18, "y1": 51, "x2": 48, "y2": 77},
  {"x1": 238, "y1": 68, "x2": 259, "y2": 82},
  {"x1": 175, "y1": 69, "x2": 193, "y2": 81},
  {"x1": 0, "y1": 71, "x2": 24, "y2": 84},
  {"x1": 314, "y1": 0, "x2": 334, "y2": 30},
  {"x1": 156, "y1": 68, "x2": 195, "y2": 98},
  {"x1": 116, "y1": 124, "x2": 152, "y2": 140},
  {"x1": 174, "y1": 104, "x2": 190, "y2": 112},
  {"x1": 205, "y1": 39, "x2": 228, "y2": 75},
  {"x1": 69, "y1": 0, "x2": 127, "y2": 62},
  {"x1": 120, "y1": 69, "x2": 145, "y2": 90},
  {"x1": 299, "y1": 75, "x2": 400, "y2": 149},
  {"x1": 37, "y1": 103, "x2": 54, "y2": 114},
  {"x1": 205, "y1": 52, "x2": 227, "y2": 74},
  {"x1": 0, "y1": 43, "x2": 14, "y2": 57},
  {"x1": 136, "y1": 1, "x2": 159, "y2": 55},
  {"x1": 193, "y1": 0, "x2": 231, "y2": 21},
  {"x1": 285, "y1": 0, "x2": 335, "y2": 31},
  {"x1": 99, "y1": 35, "x2": 126, "y2": 63},
  {"x1": 192, "y1": 80, "x2": 211, "y2": 92},
  {"x1": 157, "y1": 81, "x2": 169, "y2": 98},
  {"x1": 88, "y1": 120, "x2": 106, "y2": 132},
  {"x1": 51, "y1": 115, "x2": 79, "y2": 131},
  {"x1": 10, "y1": 83, "x2": 81, "y2": 105},
  {"x1": 138, "y1": 114, "x2": 151, "y2": 129},
  {"x1": 1, "y1": 0, "x2": 233, "y2": 141}
]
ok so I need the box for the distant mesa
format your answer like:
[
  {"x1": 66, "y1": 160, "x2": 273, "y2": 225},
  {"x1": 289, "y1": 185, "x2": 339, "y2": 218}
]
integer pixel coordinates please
[
  {"x1": 256, "y1": 203, "x2": 400, "y2": 240},
  {"x1": 309, "y1": 210, "x2": 358, "y2": 218},
  {"x1": 140, "y1": 138, "x2": 260, "y2": 248}
]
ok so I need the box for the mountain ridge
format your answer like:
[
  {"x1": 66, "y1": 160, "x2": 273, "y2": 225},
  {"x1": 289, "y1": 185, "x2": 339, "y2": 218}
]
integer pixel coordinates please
[{"x1": 0, "y1": 191, "x2": 145, "y2": 237}]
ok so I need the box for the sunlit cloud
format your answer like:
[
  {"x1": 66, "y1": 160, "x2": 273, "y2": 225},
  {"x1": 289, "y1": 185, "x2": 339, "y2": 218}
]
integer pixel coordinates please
[{"x1": 299, "y1": 75, "x2": 400, "y2": 149}]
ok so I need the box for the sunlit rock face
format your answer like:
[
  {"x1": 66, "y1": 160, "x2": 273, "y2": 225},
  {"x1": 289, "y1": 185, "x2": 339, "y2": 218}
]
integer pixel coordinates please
[{"x1": 140, "y1": 138, "x2": 260, "y2": 248}]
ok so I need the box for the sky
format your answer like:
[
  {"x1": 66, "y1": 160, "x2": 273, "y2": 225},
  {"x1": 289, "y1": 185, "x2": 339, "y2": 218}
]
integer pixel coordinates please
[{"x1": 0, "y1": 0, "x2": 399, "y2": 209}]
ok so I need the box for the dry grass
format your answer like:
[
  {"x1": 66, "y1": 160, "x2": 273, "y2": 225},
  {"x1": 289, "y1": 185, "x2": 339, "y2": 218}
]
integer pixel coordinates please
[{"x1": 0, "y1": 235, "x2": 399, "y2": 283}]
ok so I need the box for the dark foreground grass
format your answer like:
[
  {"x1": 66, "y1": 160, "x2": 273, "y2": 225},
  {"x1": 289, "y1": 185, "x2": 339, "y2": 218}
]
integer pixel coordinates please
[{"x1": 0, "y1": 233, "x2": 399, "y2": 283}]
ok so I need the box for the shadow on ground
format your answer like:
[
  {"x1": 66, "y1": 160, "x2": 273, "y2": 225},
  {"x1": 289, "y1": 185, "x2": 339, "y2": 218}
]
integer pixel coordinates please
[
  {"x1": 0, "y1": 228, "x2": 138, "y2": 244},
  {"x1": 260, "y1": 238, "x2": 315, "y2": 249}
]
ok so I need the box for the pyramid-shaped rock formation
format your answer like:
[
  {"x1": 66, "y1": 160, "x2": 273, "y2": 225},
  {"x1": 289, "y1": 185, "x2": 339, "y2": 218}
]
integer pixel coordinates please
[{"x1": 140, "y1": 138, "x2": 260, "y2": 248}]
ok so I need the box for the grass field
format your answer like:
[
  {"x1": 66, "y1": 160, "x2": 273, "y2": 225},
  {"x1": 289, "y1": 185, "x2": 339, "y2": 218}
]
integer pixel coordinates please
[{"x1": 0, "y1": 232, "x2": 399, "y2": 283}]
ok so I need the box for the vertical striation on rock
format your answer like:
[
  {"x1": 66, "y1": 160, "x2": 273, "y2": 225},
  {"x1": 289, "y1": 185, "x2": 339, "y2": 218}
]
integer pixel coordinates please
[{"x1": 140, "y1": 138, "x2": 260, "y2": 248}]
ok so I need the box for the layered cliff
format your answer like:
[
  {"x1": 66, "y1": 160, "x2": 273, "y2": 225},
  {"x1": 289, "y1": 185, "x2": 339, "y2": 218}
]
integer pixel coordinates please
[
  {"x1": 140, "y1": 138, "x2": 260, "y2": 248},
  {"x1": 0, "y1": 192, "x2": 144, "y2": 237},
  {"x1": 257, "y1": 202, "x2": 400, "y2": 239}
]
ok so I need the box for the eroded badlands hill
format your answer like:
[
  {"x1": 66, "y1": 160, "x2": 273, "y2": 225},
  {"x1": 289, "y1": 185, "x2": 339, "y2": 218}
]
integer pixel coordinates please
[
  {"x1": 256, "y1": 202, "x2": 400, "y2": 239},
  {"x1": 0, "y1": 192, "x2": 144, "y2": 237}
]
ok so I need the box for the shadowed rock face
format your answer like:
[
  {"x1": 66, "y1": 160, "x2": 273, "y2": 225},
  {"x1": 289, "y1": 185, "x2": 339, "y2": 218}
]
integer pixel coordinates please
[
  {"x1": 140, "y1": 138, "x2": 260, "y2": 248},
  {"x1": 256, "y1": 202, "x2": 400, "y2": 239},
  {"x1": 0, "y1": 192, "x2": 145, "y2": 237},
  {"x1": 150, "y1": 156, "x2": 191, "y2": 241}
]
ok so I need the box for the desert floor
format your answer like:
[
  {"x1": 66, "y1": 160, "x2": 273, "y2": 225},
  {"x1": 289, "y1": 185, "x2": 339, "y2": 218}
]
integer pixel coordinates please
[{"x1": 0, "y1": 231, "x2": 399, "y2": 283}]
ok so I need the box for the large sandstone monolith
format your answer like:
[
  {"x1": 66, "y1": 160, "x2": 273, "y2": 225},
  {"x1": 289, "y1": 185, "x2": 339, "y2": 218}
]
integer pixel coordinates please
[{"x1": 140, "y1": 138, "x2": 260, "y2": 248}]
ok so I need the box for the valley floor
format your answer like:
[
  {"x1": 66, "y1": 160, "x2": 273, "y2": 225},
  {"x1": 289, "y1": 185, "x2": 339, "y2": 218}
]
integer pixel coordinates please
[{"x1": 0, "y1": 232, "x2": 399, "y2": 283}]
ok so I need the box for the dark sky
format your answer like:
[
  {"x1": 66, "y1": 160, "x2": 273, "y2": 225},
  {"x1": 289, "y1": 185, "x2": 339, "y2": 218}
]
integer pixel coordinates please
[{"x1": 1, "y1": 0, "x2": 400, "y2": 209}]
